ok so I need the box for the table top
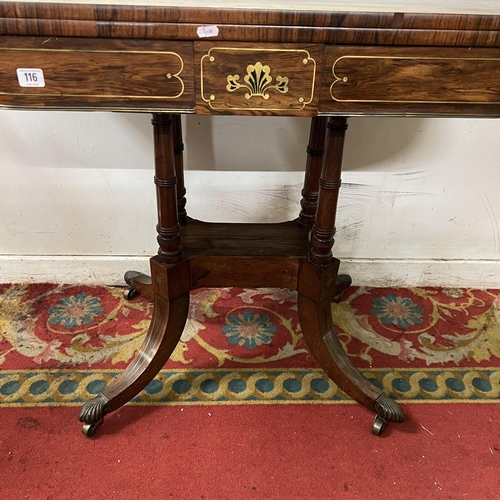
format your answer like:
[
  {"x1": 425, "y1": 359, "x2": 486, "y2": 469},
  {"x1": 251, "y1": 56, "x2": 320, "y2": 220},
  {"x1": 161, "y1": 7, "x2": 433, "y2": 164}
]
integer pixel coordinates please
[
  {"x1": 2, "y1": 0, "x2": 500, "y2": 116},
  {"x1": 4, "y1": 0, "x2": 500, "y2": 15},
  {"x1": 3, "y1": 0, "x2": 500, "y2": 47}
]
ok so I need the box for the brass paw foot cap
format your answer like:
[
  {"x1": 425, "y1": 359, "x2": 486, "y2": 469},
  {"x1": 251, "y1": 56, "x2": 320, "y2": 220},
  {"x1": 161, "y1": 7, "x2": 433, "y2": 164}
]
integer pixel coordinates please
[
  {"x1": 374, "y1": 393, "x2": 405, "y2": 423},
  {"x1": 78, "y1": 393, "x2": 111, "y2": 424}
]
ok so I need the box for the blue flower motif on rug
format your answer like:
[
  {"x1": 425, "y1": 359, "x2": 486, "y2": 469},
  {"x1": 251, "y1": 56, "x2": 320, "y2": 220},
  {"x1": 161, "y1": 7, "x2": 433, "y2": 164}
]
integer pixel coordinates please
[
  {"x1": 370, "y1": 294, "x2": 424, "y2": 329},
  {"x1": 48, "y1": 293, "x2": 104, "y2": 329},
  {"x1": 222, "y1": 311, "x2": 277, "y2": 349}
]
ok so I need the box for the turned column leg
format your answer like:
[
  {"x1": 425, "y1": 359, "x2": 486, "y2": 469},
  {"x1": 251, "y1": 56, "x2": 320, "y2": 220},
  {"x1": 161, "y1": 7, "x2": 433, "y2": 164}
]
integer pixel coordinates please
[
  {"x1": 308, "y1": 117, "x2": 352, "y2": 299},
  {"x1": 299, "y1": 116, "x2": 328, "y2": 226},
  {"x1": 299, "y1": 116, "x2": 404, "y2": 435},
  {"x1": 309, "y1": 117, "x2": 347, "y2": 266},
  {"x1": 173, "y1": 114, "x2": 187, "y2": 225},
  {"x1": 123, "y1": 114, "x2": 182, "y2": 300},
  {"x1": 153, "y1": 113, "x2": 181, "y2": 264},
  {"x1": 79, "y1": 115, "x2": 190, "y2": 436}
]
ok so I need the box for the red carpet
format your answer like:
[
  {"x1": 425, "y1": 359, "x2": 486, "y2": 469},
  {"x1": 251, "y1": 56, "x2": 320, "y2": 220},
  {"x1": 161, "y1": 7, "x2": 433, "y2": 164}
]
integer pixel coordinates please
[{"x1": 1, "y1": 284, "x2": 499, "y2": 498}]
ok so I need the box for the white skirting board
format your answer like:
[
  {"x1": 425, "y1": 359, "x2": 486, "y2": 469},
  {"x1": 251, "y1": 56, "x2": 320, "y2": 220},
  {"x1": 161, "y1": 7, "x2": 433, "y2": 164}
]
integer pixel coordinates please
[{"x1": 0, "y1": 256, "x2": 498, "y2": 288}]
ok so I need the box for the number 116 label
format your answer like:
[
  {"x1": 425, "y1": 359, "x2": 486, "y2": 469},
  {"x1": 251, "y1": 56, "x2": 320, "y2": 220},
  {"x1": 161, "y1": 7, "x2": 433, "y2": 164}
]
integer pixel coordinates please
[{"x1": 17, "y1": 68, "x2": 45, "y2": 88}]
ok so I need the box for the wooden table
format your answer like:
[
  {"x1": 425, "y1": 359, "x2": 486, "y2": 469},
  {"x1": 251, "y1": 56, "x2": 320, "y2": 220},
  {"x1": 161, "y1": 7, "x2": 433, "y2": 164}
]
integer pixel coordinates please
[{"x1": 2, "y1": 0, "x2": 500, "y2": 437}]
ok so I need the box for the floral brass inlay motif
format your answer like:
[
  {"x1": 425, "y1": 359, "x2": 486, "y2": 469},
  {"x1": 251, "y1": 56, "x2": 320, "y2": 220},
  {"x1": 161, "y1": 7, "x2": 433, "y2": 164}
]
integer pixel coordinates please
[
  {"x1": 200, "y1": 47, "x2": 316, "y2": 111},
  {"x1": 226, "y1": 62, "x2": 289, "y2": 100}
]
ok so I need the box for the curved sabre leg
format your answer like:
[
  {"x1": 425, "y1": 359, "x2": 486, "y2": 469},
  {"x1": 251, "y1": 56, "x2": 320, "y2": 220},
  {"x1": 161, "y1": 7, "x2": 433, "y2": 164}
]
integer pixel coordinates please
[
  {"x1": 79, "y1": 114, "x2": 189, "y2": 438},
  {"x1": 78, "y1": 292, "x2": 189, "y2": 436},
  {"x1": 298, "y1": 261, "x2": 404, "y2": 434}
]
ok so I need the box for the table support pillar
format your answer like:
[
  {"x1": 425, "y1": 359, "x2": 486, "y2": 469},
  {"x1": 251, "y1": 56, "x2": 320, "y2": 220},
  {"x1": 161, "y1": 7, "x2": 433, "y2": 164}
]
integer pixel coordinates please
[
  {"x1": 299, "y1": 116, "x2": 328, "y2": 226},
  {"x1": 172, "y1": 114, "x2": 187, "y2": 224},
  {"x1": 299, "y1": 116, "x2": 405, "y2": 434},
  {"x1": 78, "y1": 115, "x2": 190, "y2": 436},
  {"x1": 79, "y1": 114, "x2": 405, "y2": 438},
  {"x1": 309, "y1": 117, "x2": 347, "y2": 266},
  {"x1": 152, "y1": 113, "x2": 181, "y2": 265}
]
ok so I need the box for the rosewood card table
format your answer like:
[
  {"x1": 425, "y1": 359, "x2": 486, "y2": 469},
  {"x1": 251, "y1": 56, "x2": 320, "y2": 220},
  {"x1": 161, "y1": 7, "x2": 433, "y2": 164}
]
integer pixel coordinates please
[{"x1": 2, "y1": 0, "x2": 500, "y2": 437}]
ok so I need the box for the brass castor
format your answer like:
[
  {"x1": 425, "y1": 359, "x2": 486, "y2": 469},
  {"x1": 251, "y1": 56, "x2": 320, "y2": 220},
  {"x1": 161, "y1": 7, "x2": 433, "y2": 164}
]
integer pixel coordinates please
[
  {"x1": 372, "y1": 415, "x2": 387, "y2": 436},
  {"x1": 123, "y1": 287, "x2": 138, "y2": 300},
  {"x1": 123, "y1": 270, "x2": 151, "y2": 300},
  {"x1": 82, "y1": 418, "x2": 104, "y2": 438}
]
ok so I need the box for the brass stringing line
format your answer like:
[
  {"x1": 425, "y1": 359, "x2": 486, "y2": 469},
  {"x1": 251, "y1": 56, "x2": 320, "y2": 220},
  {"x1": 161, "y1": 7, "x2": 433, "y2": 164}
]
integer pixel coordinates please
[
  {"x1": 200, "y1": 47, "x2": 316, "y2": 111},
  {"x1": 0, "y1": 104, "x2": 195, "y2": 112},
  {"x1": 0, "y1": 47, "x2": 185, "y2": 99},
  {"x1": 330, "y1": 55, "x2": 500, "y2": 104}
]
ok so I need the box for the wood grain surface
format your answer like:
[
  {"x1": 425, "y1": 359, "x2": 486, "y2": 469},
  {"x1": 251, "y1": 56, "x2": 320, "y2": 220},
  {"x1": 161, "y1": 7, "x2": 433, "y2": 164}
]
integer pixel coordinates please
[
  {"x1": 195, "y1": 42, "x2": 322, "y2": 116},
  {"x1": 320, "y1": 45, "x2": 500, "y2": 115},
  {"x1": 4, "y1": 0, "x2": 500, "y2": 15},
  {"x1": 180, "y1": 218, "x2": 311, "y2": 258},
  {"x1": 2, "y1": 2, "x2": 500, "y2": 47},
  {"x1": 0, "y1": 36, "x2": 194, "y2": 110}
]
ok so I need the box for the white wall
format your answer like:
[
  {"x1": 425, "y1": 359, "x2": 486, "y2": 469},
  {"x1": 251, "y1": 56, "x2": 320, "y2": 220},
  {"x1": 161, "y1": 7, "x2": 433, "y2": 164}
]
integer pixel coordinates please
[{"x1": 0, "y1": 110, "x2": 499, "y2": 286}]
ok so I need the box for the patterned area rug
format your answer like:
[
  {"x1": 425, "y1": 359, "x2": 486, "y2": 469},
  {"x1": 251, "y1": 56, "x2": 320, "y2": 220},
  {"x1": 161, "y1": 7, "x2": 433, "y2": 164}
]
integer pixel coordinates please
[{"x1": 1, "y1": 283, "x2": 499, "y2": 408}]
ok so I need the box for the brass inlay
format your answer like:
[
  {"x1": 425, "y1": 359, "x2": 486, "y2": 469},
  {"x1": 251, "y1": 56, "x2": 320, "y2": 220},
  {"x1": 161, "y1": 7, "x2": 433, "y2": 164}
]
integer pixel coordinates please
[
  {"x1": 201, "y1": 47, "x2": 316, "y2": 111},
  {"x1": 330, "y1": 55, "x2": 500, "y2": 105},
  {"x1": 0, "y1": 104, "x2": 195, "y2": 112},
  {"x1": 226, "y1": 62, "x2": 289, "y2": 100},
  {"x1": 0, "y1": 47, "x2": 186, "y2": 100}
]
